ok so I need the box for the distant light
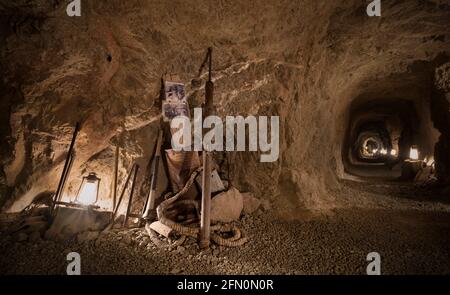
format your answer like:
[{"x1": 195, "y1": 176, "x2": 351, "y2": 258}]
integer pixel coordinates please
[
  {"x1": 390, "y1": 149, "x2": 397, "y2": 156},
  {"x1": 380, "y1": 149, "x2": 387, "y2": 155},
  {"x1": 409, "y1": 146, "x2": 419, "y2": 160},
  {"x1": 425, "y1": 156, "x2": 434, "y2": 167},
  {"x1": 372, "y1": 148, "x2": 379, "y2": 154},
  {"x1": 75, "y1": 173, "x2": 100, "y2": 205}
]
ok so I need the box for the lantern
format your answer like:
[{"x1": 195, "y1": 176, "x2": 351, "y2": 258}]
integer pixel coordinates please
[
  {"x1": 75, "y1": 173, "x2": 100, "y2": 205},
  {"x1": 409, "y1": 146, "x2": 419, "y2": 160}
]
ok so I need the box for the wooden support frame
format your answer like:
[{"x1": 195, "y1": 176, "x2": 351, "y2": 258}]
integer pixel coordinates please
[
  {"x1": 53, "y1": 201, "x2": 100, "y2": 210},
  {"x1": 50, "y1": 122, "x2": 80, "y2": 215},
  {"x1": 108, "y1": 163, "x2": 141, "y2": 228}
]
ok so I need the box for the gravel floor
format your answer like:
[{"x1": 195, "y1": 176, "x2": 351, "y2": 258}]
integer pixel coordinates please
[{"x1": 1, "y1": 182, "x2": 450, "y2": 275}]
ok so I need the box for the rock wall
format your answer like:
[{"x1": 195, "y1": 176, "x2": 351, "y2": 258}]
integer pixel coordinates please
[
  {"x1": 433, "y1": 62, "x2": 450, "y2": 183},
  {"x1": 0, "y1": 0, "x2": 449, "y2": 213}
]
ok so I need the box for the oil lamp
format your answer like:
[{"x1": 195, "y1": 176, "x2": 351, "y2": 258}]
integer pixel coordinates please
[
  {"x1": 409, "y1": 146, "x2": 419, "y2": 160},
  {"x1": 75, "y1": 173, "x2": 100, "y2": 205}
]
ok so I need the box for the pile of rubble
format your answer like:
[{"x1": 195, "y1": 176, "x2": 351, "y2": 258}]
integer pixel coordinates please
[{"x1": 0, "y1": 209, "x2": 49, "y2": 244}]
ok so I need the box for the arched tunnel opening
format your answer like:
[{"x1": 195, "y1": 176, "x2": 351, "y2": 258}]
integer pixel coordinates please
[
  {"x1": 0, "y1": 0, "x2": 450, "y2": 278},
  {"x1": 341, "y1": 67, "x2": 447, "y2": 184},
  {"x1": 343, "y1": 97, "x2": 423, "y2": 179}
]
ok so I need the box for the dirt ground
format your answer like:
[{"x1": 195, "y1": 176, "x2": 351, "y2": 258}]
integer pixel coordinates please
[{"x1": 1, "y1": 180, "x2": 449, "y2": 275}]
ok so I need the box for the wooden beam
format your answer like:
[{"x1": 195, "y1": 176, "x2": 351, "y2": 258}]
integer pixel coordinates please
[
  {"x1": 112, "y1": 145, "x2": 119, "y2": 211},
  {"x1": 200, "y1": 150, "x2": 212, "y2": 248},
  {"x1": 123, "y1": 164, "x2": 140, "y2": 227},
  {"x1": 51, "y1": 122, "x2": 80, "y2": 214},
  {"x1": 112, "y1": 163, "x2": 136, "y2": 221},
  {"x1": 143, "y1": 129, "x2": 163, "y2": 219},
  {"x1": 199, "y1": 47, "x2": 214, "y2": 249}
]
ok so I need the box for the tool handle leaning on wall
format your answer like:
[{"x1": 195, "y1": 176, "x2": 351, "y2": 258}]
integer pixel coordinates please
[
  {"x1": 50, "y1": 122, "x2": 80, "y2": 215},
  {"x1": 199, "y1": 47, "x2": 214, "y2": 249},
  {"x1": 143, "y1": 129, "x2": 164, "y2": 220}
]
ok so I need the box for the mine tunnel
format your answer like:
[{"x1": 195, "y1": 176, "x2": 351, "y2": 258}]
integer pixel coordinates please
[
  {"x1": 344, "y1": 94, "x2": 426, "y2": 179},
  {"x1": 342, "y1": 67, "x2": 448, "y2": 183},
  {"x1": 0, "y1": 0, "x2": 450, "y2": 277}
]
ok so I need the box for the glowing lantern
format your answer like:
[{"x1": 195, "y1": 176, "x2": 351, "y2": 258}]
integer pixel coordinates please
[
  {"x1": 409, "y1": 146, "x2": 419, "y2": 160},
  {"x1": 75, "y1": 173, "x2": 100, "y2": 205}
]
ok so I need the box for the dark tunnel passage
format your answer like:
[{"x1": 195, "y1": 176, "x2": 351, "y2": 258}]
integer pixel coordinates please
[
  {"x1": 343, "y1": 98, "x2": 422, "y2": 179},
  {"x1": 341, "y1": 62, "x2": 450, "y2": 183}
]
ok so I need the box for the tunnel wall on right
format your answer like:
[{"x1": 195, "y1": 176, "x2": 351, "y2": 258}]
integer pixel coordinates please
[{"x1": 432, "y1": 62, "x2": 450, "y2": 183}]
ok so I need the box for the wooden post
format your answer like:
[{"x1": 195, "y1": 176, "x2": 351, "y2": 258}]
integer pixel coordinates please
[
  {"x1": 143, "y1": 129, "x2": 163, "y2": 219},
  {"x1": 200, "y1": 151, "x2": 212, "y2": 248},
  {"x1": 51, "y1": 122, "x2": 80, "y2": 214},
  {"x1": 200, "y1": 47, "x2": 214, "y2": 249},
  {"x1": 111, "y1": 163, "x2": 136, "y2": 222},
  {"x1": 56, "y1": 151, "x2": 75, "y2": 206},
  {"x1": 112, "y1": 145, "x2": 119, "y2": 211},
  {"x1": 123, "y1": 164, "x2": 139, "y2": 227}
]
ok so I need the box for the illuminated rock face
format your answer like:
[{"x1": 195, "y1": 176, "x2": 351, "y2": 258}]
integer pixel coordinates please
[{"x1": 0, "y1": 1, "x2": 449, "y2": 213}]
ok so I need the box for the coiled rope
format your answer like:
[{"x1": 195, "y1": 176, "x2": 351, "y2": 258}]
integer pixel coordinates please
[{"x1": 146, "y1": 167, "x2": 248, "y2": 247}]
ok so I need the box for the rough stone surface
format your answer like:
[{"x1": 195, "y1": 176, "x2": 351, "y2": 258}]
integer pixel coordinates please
[
  {"x1": 15, "y1": 232, "x2": 27, "y2": 242},
  {"x1": 77, "y1": 231, "x2": 99, "y2": 243},
  {"x1": 211, "y1": 187, "x2": 243, "y2": 223},
  {"x1": 0, "y1": 1, "x2": 449, "y2": 216},
  {"x1": 242, "y1": 192, "x2": 261, "y2": 214},
  {"x1": 435, "y1": 62, "x2": 450, "y2": 92},
  {"x1": 28, "y1": 231, "x2": 42, "y2": 243}
]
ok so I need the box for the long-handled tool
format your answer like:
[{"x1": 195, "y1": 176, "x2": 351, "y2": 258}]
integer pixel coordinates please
[
  {"x1": 199, "y1": 47, "x2": 214, "y2": 249},
  {"x1": 111, "y1": 163, "x2": 137, "y2": 222},
  {"x1": 142, "y1": 78, "x2": 166, "y2": 220},
  {"x1": 142, "y1": 129, "x2": 164, "y2": 219},
  {"x1": 123, "y1": 164, "x2": 140, "y2": 227},
  {"x1": 50, "y1": 122, "x2": 80, "y2": 215},
  {"x1": 112, "y1": 145, "x2": 119, "y2": 212},
  {"x1": 101, "y1": 163, "x2": 138, "y2": 231}
]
